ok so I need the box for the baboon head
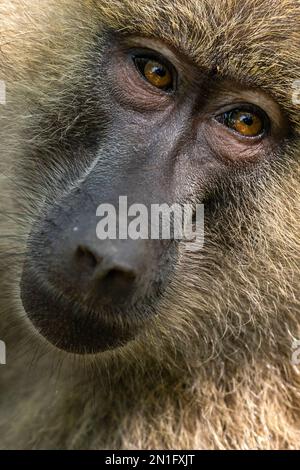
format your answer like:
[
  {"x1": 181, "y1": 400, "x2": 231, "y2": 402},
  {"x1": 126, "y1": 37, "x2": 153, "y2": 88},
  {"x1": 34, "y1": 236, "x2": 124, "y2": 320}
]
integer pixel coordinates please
[{"x1": 1, "y1": 0, "x2": 299, "y2": 370}]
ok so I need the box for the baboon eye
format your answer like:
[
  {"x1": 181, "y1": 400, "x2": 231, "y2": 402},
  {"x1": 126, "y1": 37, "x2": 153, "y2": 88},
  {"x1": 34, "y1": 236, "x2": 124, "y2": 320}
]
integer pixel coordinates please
[
  {"x1": 133, "y1": 56, "x2": 175, "y2": 92},
  {"x1": 216, "y1": 107, "x2": 268, "y2": 138}
]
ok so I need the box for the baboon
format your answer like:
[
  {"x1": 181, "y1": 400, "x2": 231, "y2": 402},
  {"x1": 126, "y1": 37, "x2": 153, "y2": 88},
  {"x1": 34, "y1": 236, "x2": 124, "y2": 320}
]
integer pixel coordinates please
[{"x1": 0, "y1": 0, "x2": 299, "y2": 450}]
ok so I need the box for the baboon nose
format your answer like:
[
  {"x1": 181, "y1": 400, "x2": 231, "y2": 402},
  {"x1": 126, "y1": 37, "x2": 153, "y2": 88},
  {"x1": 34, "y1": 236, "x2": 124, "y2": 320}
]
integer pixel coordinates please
[{"x1": 74, "y1": 244, "x2": 138, "y2": 305}]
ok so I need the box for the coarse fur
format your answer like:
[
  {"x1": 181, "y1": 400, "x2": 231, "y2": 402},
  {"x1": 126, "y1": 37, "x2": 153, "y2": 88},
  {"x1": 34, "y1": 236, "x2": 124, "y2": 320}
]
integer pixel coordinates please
[{"x1": 0, "y1": 0, "x2": 300, "y2": 449}]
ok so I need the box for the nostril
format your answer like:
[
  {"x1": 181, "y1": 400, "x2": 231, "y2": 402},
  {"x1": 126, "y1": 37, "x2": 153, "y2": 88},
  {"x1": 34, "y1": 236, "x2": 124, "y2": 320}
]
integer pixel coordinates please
[
  {"x1": 105, "y1": 267, "x2": 137, "y2": 283},
  {"x1": 94, "y1": 264, "x2": 137, "y2": 289},
  {"x1": 73, "y1": 245, "x2": 138, "y2": 303},
  {"x1": 98, "y1": 266, "x2": 137, "y2": 301},
  {"x1": 74, "y1": 246, "x2": 137, "y2": 284},
  {"x1": 75, "y1": 245, "x2": 99, "y2": 270}
]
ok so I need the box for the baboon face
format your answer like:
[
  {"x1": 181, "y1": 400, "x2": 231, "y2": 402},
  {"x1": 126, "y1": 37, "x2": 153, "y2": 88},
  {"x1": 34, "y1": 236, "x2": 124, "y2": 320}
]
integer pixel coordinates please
[{"x1": 10, "y1": 0, "x2": 298, "y2": 356}]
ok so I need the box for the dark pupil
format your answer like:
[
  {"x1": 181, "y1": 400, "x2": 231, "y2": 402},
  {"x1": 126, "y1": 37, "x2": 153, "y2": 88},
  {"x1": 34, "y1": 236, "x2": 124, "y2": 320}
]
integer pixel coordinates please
[
  {"x1": 152, "y1": 65, "x2": 166, "y2": 77},
  {"x1": 240, "y1": 114, "x2": 254, "y2": 126},
  {"x1": 226, "y1": 111, "x2": 255, "y2": 128}
]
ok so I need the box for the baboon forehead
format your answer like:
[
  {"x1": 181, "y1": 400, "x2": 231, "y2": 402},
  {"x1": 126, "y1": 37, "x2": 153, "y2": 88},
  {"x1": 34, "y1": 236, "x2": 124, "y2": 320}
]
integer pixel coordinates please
[
  {"x1": 93, "y1": 0, "x2": 299, "y2": 84},
  {"x1": 2, "y1": 1, "x2": 299, "y2": 121},
  {"x1": 94, "y1": 0, "x2": 300, "y2": 48}
]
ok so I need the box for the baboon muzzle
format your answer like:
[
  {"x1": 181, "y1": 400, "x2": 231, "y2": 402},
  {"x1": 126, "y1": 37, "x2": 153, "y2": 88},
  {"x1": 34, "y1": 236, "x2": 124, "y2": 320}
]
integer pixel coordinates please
[{"x1": 20, "y1": 167, "x2": 176, "y2": 354}]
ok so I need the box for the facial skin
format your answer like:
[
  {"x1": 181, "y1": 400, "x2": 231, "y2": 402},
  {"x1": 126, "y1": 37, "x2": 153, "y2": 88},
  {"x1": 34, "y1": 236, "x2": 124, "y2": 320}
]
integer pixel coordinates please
[{"x1": 20, "y1": 33, "x2": 288, "y2": 354}]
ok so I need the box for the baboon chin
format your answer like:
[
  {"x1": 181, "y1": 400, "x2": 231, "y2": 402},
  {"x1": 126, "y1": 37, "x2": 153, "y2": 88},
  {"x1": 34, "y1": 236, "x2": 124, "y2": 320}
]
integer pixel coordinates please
[{"x1": 0, "y1": 0, "x2": 300, "y2": 450}]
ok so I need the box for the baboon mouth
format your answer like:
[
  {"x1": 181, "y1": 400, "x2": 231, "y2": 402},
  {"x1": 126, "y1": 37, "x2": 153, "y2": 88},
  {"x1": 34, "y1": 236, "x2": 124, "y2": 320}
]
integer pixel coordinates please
[{"x1": 20, "y1": 268, "x2": 141, "y2": 355}]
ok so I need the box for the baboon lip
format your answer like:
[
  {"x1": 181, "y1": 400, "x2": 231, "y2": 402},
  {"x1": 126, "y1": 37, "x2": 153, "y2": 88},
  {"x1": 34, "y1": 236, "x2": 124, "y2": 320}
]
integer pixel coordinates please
[{"x1": 20, "y1": 267, "x2": 139, "y2": 355}]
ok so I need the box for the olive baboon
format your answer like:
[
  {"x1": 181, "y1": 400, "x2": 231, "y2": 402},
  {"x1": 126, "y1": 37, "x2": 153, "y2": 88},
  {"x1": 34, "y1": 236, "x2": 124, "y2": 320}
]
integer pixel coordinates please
[{"x1": 0, "y1": 0, "x2": 299, "y2": 449}]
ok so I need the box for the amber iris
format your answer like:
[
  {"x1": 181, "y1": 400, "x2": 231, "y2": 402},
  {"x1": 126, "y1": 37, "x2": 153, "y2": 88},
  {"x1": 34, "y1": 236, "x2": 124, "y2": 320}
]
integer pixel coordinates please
[
  {"x1": 143, "y1": 60, "x2": 173, "y2": 90},
  {"x1": 223, "y1": 110, "x2": 264, "y2": 137}
]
